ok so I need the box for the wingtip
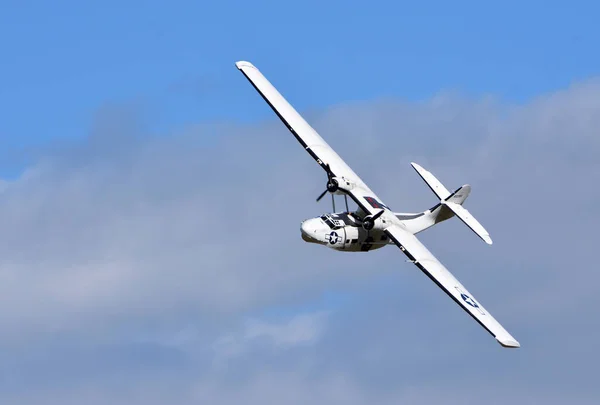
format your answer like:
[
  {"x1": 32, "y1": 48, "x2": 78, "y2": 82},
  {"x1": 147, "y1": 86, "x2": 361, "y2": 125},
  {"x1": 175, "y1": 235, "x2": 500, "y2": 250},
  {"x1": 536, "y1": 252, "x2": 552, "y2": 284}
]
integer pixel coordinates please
[
  {"x1": 497, "y1": 338, "x2": 520, "y2": 348},
  {"x1": 483, "y1": 235, "x2": 493, "y2": 245},
  {"x1": 235, "y1": 60, "x2": 256, "y2": 70},
  {"x1": 410, "y1": 162, "x2": 426, "y2": 173}
]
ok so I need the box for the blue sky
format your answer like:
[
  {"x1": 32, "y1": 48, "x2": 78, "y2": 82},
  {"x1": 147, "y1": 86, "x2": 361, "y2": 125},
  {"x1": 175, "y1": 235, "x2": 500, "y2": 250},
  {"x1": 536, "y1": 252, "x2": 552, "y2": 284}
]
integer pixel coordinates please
[
  {"x1": 1, "y1": 0, "x2": 599, "y2": 175},
  {"x1": 1, "y1": 1, "x2": 600, "y2": 404}
]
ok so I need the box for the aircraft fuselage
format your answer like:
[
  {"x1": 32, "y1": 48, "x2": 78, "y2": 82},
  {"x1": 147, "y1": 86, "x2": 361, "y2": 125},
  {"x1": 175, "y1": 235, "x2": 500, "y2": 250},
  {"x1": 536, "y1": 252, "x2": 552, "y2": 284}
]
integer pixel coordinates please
[{"x1": 300, "y1": 212, "x2": 392, "y2": 252}]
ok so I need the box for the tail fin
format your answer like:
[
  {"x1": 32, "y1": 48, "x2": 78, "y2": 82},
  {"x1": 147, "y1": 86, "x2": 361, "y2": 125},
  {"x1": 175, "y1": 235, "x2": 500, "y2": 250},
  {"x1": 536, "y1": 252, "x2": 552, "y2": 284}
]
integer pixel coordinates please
[{"x1": 402, "y1": 162, "x2": 492, "y2": 245}]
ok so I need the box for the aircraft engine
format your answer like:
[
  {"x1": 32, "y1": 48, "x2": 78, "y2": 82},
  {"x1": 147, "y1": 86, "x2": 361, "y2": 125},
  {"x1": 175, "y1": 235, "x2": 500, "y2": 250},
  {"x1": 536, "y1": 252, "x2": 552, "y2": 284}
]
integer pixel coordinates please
[{"x1": 362, "y1": 211, "x2": 387, "y2": 231}]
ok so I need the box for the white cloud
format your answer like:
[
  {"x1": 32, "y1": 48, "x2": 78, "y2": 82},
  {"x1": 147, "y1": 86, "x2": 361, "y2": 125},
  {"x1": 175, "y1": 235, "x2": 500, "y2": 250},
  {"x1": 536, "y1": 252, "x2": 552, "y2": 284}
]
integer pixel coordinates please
[
  {"x1": 1, "y1": 78, "x2": 600, "y2": 404},
  {"x1": 213, "y1": 311, "x2": 329, "y2": 362}
]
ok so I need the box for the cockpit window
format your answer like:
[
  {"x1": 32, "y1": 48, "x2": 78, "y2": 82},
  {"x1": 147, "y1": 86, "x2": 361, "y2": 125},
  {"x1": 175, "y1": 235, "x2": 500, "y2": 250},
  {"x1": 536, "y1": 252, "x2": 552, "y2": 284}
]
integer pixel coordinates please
[{"x1": 320, "y1": 215, "x2": 342, "y2": 229}]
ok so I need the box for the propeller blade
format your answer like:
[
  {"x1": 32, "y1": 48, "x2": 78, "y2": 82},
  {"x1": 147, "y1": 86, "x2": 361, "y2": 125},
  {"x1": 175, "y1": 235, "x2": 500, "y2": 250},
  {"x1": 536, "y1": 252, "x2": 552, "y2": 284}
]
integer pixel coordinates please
[
  {"x1": 316, "y1": 189, "x2": 328, "y2": 202},
  {"x1": 372, "y1": 209, "x2": 385, "y2": 221},
  {"x1": 332, "y1": 194, "x2": 336, "y2": 212}
]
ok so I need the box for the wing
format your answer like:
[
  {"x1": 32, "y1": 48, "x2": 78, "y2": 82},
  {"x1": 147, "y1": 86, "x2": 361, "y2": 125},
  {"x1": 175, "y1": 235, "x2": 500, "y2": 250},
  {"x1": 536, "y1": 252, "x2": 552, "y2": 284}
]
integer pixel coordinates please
[
  {"x1": 235, "y1": 61, "x2": 384, "y2": 217},
  {"x1": 237, "y1": 61, "x2": 519, "y2": 347},
  {"x1": 384, "y1": 224, "x2": 520, "y2": 348}
]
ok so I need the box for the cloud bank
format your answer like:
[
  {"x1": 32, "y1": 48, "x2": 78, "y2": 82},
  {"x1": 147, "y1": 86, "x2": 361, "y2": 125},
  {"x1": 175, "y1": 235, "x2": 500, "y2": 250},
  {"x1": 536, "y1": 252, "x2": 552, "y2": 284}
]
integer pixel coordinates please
[{"x1": 1, "y1": 77, "x2": 599, "y2": 404}]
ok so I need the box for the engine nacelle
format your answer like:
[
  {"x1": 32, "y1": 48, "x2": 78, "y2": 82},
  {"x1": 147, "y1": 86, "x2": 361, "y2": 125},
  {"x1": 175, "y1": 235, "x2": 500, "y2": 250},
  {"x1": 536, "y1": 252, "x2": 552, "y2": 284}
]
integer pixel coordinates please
[
  {"x1": 362, "y1": 214, "x2": 388, "y2": 231},
  {"x1": 327, "y1": 176, "x2": 356, "y2": 194}
]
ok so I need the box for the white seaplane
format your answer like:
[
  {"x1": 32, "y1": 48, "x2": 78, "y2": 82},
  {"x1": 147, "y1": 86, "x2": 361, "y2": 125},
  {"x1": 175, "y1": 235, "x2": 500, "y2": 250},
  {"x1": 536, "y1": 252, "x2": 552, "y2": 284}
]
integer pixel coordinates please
[{"x1": 235, "y1": 61, "x2": 519, "y2": 348}]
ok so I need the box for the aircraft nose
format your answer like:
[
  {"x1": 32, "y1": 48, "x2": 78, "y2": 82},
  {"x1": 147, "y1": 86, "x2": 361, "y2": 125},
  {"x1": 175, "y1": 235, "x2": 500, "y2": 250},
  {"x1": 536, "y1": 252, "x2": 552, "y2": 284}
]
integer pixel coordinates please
[
  {"x1": 300, "y1": 219, "x2": 312, "y2": 234},
  {"x1": 300, "y1": 218, "x2": 322, "y2": 243},
  {"x1": 300, "y1": 219, "x2": 314, "y2": 238}
]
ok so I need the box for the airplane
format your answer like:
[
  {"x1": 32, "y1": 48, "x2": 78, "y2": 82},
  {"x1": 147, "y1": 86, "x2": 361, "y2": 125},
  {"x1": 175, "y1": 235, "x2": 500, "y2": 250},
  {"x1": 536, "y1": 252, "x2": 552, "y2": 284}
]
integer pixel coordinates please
[{"x1": 235, "y1": 60, "x2": 520, "y2": 348}]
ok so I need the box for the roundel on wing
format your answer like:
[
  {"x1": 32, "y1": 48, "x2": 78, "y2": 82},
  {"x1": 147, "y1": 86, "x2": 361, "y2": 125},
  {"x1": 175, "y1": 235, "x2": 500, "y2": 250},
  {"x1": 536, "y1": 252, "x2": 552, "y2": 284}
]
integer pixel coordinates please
[{"x1": 460, "y1": 293, "x2": 479, "y2": 308}]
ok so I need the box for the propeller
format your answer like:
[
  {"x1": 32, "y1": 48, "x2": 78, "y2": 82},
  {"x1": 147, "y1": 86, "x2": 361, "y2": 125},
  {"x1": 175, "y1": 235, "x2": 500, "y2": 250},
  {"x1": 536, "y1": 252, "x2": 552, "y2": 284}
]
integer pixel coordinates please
[
  {"x1": 316, "y1": 164, "x2": 338, "y2": 202},
  {"x1": 362, "y1": 209, "x2": 385, "y2": 230},
  {"x1": 316, "y1": 163, "x2": 340, "y2": 212},
  {"x1": 316, "y1": 188, "x2": 328, "y2": 202}
]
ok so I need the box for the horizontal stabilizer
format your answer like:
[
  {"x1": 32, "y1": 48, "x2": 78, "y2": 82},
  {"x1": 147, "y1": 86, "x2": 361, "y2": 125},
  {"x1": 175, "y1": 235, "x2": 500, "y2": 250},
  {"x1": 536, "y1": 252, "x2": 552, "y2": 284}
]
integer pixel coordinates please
[
  {"x1": 410, "y1": 162, "x2": 492, "y2": 245},
  {"x1": 411, "y1": 162, "x2": 451, "y2": 200},
  {"x1": 443, "y1": 201, "x2": 492, "y2": 245}
]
